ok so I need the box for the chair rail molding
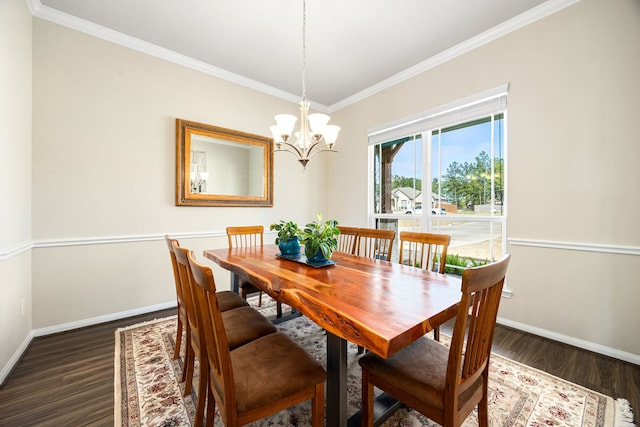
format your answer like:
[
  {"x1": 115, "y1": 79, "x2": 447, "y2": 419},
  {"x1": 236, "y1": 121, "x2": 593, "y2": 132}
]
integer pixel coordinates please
[
  {"x1": 1, "y1": 231, "x2": 281, "y2": 260},
  {"x1": 32, "y1": 231, "x2": 229, "y2": 248},
  {"x1": 508, "y1": 238, "x2": 640, "y2": 256},
  {"x1": 0, "y1": 241, "x2": 32, "y2": 260}
]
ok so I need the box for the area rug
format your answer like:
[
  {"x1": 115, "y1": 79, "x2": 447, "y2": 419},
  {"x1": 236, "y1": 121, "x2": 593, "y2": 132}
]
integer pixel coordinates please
[{"x1": 115, "y1": 298, "x2": 635, "y2": 427}]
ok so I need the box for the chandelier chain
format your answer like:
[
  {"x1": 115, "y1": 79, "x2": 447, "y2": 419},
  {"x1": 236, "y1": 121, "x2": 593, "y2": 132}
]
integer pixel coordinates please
[
  {"x1": 270, "y1": 0, "x2": 340, "y2": 169},
  {"x1": 301, "y1": 0, "x2": 307, "y2": 102}
]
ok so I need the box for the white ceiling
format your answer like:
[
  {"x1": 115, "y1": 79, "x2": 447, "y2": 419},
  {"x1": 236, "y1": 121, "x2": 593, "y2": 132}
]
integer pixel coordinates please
[{"x1": 32, "y1": 0, "x2": 572, "y2": 111}]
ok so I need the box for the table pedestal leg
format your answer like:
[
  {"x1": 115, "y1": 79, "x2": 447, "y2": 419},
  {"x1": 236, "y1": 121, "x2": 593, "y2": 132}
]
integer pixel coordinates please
[
  {"x1": 326, "y1": 332, "x2": 347, "y2": 427},
  {"x1": 231, "y1": 273, "x2": 240, "y2": 293}
]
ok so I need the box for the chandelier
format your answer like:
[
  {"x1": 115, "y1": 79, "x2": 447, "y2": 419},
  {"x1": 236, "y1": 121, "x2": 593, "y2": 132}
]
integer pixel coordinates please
[{"x1": 269, "y1": 0, "x2": 340, "y2": 170}]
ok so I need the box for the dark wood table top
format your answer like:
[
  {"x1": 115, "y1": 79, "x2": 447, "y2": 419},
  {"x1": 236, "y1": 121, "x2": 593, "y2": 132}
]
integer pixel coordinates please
[{"x1": 204, "y1": 245, "x2": 461, "y2": 358}]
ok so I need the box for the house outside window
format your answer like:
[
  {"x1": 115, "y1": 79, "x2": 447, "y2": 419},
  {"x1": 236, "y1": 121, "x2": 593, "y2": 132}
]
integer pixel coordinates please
[{"x1": 368, "y1": 86, "x2": 508, "y2": 274}]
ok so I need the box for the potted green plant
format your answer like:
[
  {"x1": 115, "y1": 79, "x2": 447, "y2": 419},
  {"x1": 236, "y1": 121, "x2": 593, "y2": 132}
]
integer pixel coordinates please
[
  {"x1": 270, "y1": 220, "x2": 301, "y2": 256},
  {"x1": 299, "y1": 213, "x2": 340, "y2": 263}
]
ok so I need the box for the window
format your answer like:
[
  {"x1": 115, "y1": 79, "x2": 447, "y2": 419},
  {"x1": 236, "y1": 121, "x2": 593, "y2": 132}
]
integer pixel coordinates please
[{"x1": 368, "y1": 85, "x2": 508, "y2": 274}]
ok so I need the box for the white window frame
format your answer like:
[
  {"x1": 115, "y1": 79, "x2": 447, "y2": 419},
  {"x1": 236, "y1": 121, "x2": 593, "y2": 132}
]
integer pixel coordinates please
[{"x1": 367, "y1": 84, "x2": 509, "y2": 274}]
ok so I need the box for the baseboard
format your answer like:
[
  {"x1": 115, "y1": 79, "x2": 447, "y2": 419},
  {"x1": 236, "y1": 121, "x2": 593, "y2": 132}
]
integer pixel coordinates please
[
  {"x1": 1, "y1": 302, "x2": 177, "y2": 386},
  {"x1": 0, "y1": 330, "x2": 33, "y2": 386},
  {"x1": 497, "y1": 316, "x2": 640, "y2": 366},
  {"x1": 32, "y1": 301, "x2": 177, "y2": 337}
]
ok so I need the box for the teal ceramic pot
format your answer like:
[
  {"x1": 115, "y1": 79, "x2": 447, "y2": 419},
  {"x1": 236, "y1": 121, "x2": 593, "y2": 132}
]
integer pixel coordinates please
[
  {"x1": 306, "y1": 248, "x2": 328, "y2": 264},
  {"x1": 279, "y1": 237, "x2": 301, "y2": 256}
]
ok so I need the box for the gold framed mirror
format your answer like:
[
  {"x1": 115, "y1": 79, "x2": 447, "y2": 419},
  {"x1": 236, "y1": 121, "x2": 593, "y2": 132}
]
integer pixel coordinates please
[{"x1": 176, "y1": 119, "x2": 273, "y2": 207}]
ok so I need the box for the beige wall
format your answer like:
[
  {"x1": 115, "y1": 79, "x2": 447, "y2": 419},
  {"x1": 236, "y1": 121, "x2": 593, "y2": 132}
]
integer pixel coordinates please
[
  {"x1": 328, "y1": 0, "x2": 640, "y2": 359},
  {"x1": 30, "y1": 19, "x2": 329, "y2": 330},
  {"x1": 0, "y1": 0, "x2": 33, "y2": 383}
]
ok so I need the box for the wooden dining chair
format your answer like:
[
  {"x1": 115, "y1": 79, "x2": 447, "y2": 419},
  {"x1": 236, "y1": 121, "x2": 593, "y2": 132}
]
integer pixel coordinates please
[
  {"x1": 398, "y1": 231, "x2": 451, "y2": 340},
  {"x1": 227, "y1": 225, "x2": 285, "y2": 318},
  {"x1": 336, "y1": 225, "x2": 359, "y2": 254},
  {"x1": 187, "y1": 251, "x2": 327, "y2": 427},
  {"x1": 226, "y1": 225, "x2": 265, "y2": 304},
  {"x1": 398, "y1": 231, "x2": 451, "y2": 273},
  {"x1": 355, "y1": 227, "x2": 396, "y2": 261},
  {"x1": 359, "y1": 254, "x2": 511, "y2": 427},
  {"x1": 164, "y1": 236, "x2": 190, "y2": 365},
  {"x1": 172, "y1": 243, "x2": 277, "y2": 426},
  {"x1": 165, "y1": 235, "x2": 250, "y2": 382}
]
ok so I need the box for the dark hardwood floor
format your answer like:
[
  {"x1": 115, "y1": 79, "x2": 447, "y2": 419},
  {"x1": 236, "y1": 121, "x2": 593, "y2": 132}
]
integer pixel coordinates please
[{"x1": 0, "y1": 310, "x2": 638, "y2": 426}]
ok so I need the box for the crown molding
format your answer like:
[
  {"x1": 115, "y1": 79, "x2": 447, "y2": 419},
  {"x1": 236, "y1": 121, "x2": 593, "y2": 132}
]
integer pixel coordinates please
[
  {"x1": 328, "y1": 0, "x2": 581, "y2": 112},
  {"x1": 29, "y1": 0, "x2": 579, "y2": 113},
  {"x1": 28, "y1": 1, "x2": 302, "y2": 105}
]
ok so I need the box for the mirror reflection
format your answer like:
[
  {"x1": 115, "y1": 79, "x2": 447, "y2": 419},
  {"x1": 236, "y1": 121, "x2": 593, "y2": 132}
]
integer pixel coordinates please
[{"x1": 176, "y1": 119, "x2": 273, "y2": 207}]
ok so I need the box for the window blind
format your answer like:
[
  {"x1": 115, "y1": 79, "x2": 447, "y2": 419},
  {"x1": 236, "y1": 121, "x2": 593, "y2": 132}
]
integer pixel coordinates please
[{"x1": 367, "y1": 84, "x2": 509, "y2": 145}]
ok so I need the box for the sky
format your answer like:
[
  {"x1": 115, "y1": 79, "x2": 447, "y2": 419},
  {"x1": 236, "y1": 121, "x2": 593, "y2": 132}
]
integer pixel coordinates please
[{"x1": 391, "y1": 119, "x2": 502, "y2": 180}]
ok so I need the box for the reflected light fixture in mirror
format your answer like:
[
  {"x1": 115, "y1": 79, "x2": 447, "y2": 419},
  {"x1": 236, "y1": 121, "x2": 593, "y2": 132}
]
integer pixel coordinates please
[{"x1": 269, "y1": 0, "x2": 340, "y2": 170}]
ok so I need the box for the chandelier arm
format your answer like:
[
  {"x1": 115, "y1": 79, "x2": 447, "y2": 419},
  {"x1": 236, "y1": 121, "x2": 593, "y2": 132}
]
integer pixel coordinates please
[
  {"x1": 305, "y1": 140, "x2": 327, "y2": 155},
  {"x1": 275, "y1": 142, "x2": 306, "y2": 159},
  {"x1": 276, "y1": 148, "x2": 312, "y2": 163},
  {"x1": 307, "y1": 142, "x2": 338, "y2": 159},
  {"x1": 306, "y1": 147, "x2": 338, "y2": 161}
]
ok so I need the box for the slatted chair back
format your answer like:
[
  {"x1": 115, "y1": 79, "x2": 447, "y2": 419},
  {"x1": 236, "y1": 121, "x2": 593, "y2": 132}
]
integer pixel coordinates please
[
  {"x1": 336, "y1": 226, "x2": 359, "y2": 254},
  {"x1": 444, "y1": 254, "x2": 511, "y2": 425},
  {"x1": 226, "y1": 225, "x2": 265, "y2": 305},
  {"x1": 355, "y1": 228, "x2": 396, "y2": 261},
  {"x1": 398, "y1": 231, "x2": 451, "y2": 273},
  {"x1": 226, "y1": 225, "x2": 263, "y2": 249}
]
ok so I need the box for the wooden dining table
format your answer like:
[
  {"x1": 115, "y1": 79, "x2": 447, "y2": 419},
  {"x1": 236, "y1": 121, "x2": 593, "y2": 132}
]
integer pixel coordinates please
[{"x1": 204, "y1": 244, "x2": 462, "y2": 427}]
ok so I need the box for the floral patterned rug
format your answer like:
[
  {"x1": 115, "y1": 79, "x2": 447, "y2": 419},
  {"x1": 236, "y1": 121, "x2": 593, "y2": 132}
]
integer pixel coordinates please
[{"x1": 115, "y1": 298, "x2": 635, "y2": 427}]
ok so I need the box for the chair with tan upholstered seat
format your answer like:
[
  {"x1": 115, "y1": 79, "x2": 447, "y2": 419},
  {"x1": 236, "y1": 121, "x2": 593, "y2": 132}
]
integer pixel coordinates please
[
  {"x1": 187, "y1": 250, "x2": 327, "y2": 427},
  {"x1": 359, "y1": 254, "x2": 511, "y2": 427},
  {"x1": 172, "y1": 243, "x2": 277, "y2": 426},
  {"x1": 398, "y1": 231, "x2": 451, "y2": 340}
]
